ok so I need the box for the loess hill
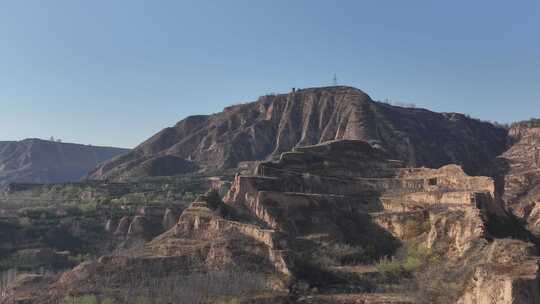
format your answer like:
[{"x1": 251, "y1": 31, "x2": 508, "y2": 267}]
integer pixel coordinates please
[
  {"x1": 0, "y1": 139, "x2": 129, "y2": 188},
  {"x1": 9, "y1": 139, "x2": 540, "y2": 304},
  {"x1": 89, "y1": 86, "x2": 507, "y2": 181}
]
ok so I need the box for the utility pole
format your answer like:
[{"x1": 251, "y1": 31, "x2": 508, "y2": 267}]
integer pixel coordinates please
[{"x1": 333, "y1": 74, "x2": 338, "y2": 86}]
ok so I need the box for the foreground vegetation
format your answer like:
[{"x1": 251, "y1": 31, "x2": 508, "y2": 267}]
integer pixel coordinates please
[
  {"x1": 0, "y1": 175, "x2": 213, "y2": 275},
  {"x1": 56, "y1": 269, "x2": 272, "y2": 304}
]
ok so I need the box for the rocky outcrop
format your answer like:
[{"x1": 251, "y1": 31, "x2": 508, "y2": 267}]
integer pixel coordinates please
[
  {"x1": 0, "y1": 138, "x2": 128, "y2": 188},
  {"x1": 149, "y1": 193, "x2": 292, "y2": 277},
  {"x1": 104, "y1": 219, "x2": 115, "y2": 233},
  {"x1": 111, "y1": 206, "x2": 181, "y2": 241},
  {"x1": 32, "y1": 193, "x2": 291, "y2": 303},
  {"x1": 458, "y1": 240, "x2": 540, "y2": 304},
  {"x1": 494, "y1": 121, "x2": 540, "y2": 237},
  {"x1": 162, "y1": 208, "x2": 178, "y2": 230},
  {"x1": 222, "y1": 140, "x2": 539, "y2": 303},
  {"x1": 127, "y1": 216, "x2": 149, "y2": 239},
  {"x1": 113, "y1": 217, "x2": 131, "y2": 236},
  {"x1": 89, "y1": 86, "x2": 507, "y2": 181}
]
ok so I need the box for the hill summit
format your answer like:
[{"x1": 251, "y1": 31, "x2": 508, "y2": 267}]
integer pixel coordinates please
[{"x1": 90, "y1": 86, "x2": 507, "y2": 181}]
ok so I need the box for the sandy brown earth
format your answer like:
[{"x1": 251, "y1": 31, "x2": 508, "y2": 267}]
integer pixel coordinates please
[{"x1": 89, "y1": 86, "x2": 507, "y2": 181}]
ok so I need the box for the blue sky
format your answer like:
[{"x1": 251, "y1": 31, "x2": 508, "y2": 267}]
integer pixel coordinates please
[{"x1": 0, "y1": 1, "x2": 538, "y2": 148}]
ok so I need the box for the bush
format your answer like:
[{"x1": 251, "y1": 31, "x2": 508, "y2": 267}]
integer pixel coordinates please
[
  {"x1": 375, "y1": 256, "x2": 408, "y2": 283},
  {"x1": 396, "y1": 245, "x2": 439, "y2": 271},
  {"x1": 374, "y1": 244, "x2": 465, "y2": 303},
  {"x1": 78, "y1": 202, "x2": 98, "y2": 215},
  {"x1": 60, "y1": 185, "x2": 82, "y2": 198},
  {"x1": 403, "y1": 219, "x2": 431, "y2": 238},
  {"x1": 375, "y1": 245, "x2": 439, "y2": 283}
]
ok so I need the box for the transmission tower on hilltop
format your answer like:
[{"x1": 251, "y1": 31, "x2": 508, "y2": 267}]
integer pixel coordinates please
[{"x1": 333, "y1": 74, "x2": 338, "y2": 86}]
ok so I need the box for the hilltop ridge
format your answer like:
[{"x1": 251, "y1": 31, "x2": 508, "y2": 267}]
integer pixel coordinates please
[{"x1": 89, "y1": 86, "x2": 507, "y2": 181}]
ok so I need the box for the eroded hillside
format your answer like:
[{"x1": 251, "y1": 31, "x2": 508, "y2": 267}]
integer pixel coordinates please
[
  {"x1": 6, "y1": 140, "x2": 538, "y2": 304},
  {"x1": 0, "y1": 175, "x2": 214, "y2": 284},
  {"x1": 493, "y1": 120, "x2": 540, "y2": 239},
  {"x1": 89, "y1": 86, "x2": 507, "y2": 181},
  {"x1": 1, "y1": 87, "x2": 539, "y2": 304}
]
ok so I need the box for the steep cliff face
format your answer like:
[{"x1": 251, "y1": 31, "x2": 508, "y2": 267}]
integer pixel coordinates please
[
  {"x1": 494, "y1": 121, "x2": 540, "y2": 237},
  {"x1": 0, "y1": 139, "x2": 128, "y2": 187},
  {"x1": 458, "y1": 239, "x2": 540, "y2": 304},
  {"x1": 89, "y1": 86, "x2": 507, "y2": 181}
]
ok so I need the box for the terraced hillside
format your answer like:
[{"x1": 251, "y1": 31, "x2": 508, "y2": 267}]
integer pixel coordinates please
[{"x1": 6, "y1": 140, "x2": 538, "y2": 304}]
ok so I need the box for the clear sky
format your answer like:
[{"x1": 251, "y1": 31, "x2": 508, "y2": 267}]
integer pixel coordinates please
[{"x1": 0, "y1": 1, "x2": 538, "y2": 148}]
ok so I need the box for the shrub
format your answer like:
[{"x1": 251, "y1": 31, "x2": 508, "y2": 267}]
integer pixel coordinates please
[
  {"x1": 375, "y1": 244, "x2": 439, "y2": 283},
  {"x1": 396, "y1": 245, "x2": 438, "y2": 271},
  {"x1": 403, "y1": 219, "x2": 431, "y2": 238},
  {"x1": 183, "y1": 191, "x2": 198, "y2": 202},
  {"x1": 374, "y1": 244, "x2": 465, "y2": 303},
  {"x1": 60, "y1": 185, "x2": 82, "y2": 198},
  {"x1": 78, "y1": 202, "x2": 98, "y2": 215},
  {"x1": 376, "y1": 256, "x2": 408, "y2": 283},
  {"x1": 60, "y1": 295, "x2": 114, "y2": 304}
]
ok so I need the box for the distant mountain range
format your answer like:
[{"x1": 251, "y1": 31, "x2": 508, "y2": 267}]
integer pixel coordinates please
[{"x1": 0, "y1": 138, "x2": 129, "y2": 187}]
